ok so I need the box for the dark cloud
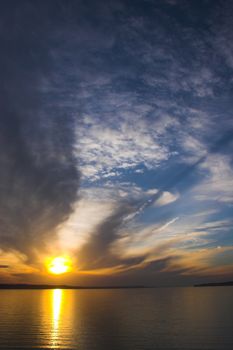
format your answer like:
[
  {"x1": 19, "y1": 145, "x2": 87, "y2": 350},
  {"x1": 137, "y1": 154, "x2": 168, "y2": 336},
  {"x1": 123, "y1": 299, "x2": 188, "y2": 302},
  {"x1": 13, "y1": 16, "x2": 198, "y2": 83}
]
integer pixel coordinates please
[
  {"x1": 0, "y1": 2, "x2": 80, "y2": 258},
  {"x1": 0, "y1": 265, "x2": 9, "y2": 269}
]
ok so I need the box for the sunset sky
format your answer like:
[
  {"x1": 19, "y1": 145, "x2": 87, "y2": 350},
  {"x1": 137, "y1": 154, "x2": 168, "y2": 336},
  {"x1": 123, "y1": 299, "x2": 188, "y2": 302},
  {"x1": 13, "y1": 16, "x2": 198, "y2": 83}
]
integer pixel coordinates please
[{"x1": 0, "y1": 0, "x2": 233, "y2": 286}]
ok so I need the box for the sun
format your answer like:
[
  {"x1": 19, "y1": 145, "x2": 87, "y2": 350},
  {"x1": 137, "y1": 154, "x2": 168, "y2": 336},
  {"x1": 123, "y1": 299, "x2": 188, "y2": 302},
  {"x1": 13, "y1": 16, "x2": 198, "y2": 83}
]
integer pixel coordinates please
[{"x1": 47, "y1": 256, "x2": 72, "y2": 275}]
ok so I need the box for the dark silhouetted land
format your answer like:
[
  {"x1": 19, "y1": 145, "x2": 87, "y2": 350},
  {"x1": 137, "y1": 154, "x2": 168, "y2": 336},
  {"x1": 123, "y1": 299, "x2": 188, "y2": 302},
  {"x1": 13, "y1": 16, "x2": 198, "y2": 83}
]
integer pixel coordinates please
[
  {"x1": 0, "y1": 284, "x2": 146, "y2": 289},
  {"x1": 195, "y1": 281, "x2": 233, "y2": 287}
]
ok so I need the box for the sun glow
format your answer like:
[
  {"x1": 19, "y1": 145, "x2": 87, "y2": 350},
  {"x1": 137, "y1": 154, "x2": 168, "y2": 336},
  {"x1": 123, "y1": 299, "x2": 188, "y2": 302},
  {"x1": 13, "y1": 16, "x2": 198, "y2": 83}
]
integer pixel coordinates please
[{"x1": 47, "y1": 256, "x2": 72, "y2": 275}]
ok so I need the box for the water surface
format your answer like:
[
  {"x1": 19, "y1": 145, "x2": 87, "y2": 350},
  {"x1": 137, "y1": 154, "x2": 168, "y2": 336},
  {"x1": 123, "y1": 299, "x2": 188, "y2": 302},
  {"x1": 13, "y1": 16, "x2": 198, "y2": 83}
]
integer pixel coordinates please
[{"x1": 0, "y1": 287, "x2": 233, "y2": 349}]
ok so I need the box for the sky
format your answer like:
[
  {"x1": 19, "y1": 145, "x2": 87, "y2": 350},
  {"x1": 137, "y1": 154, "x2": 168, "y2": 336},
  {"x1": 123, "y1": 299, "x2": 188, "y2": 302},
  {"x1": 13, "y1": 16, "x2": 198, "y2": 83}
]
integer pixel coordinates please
[{"x1": 0, "y1": 0, "x2": 233, "y2": 286}]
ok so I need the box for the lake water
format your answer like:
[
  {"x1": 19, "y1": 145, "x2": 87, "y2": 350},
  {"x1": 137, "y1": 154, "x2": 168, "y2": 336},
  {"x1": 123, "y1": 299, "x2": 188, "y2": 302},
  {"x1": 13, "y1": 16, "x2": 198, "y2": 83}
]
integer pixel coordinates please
[{"x1": 0, "y1": 287, "x2": 233, "y2": 350}]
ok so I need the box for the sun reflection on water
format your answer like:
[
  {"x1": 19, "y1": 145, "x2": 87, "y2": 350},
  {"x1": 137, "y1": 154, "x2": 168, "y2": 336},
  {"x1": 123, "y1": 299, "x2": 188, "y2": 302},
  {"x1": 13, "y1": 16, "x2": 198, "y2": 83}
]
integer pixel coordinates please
[{"x1": 51, "y1": 289, "x2": 63, "y2": 347}]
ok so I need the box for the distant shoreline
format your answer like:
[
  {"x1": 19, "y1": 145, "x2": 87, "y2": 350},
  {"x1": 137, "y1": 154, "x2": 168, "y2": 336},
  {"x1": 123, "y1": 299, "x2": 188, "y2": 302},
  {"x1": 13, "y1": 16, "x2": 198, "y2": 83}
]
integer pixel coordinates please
[
  {"x1": 194, "y1": 281, "x2": 233, "y2": 287},
  {"x1": 0, "y1": 283, "x2": 147, "y2": 290},
  {"x1": 1, "y1": 281, "x2": 233, "y2": 289}
]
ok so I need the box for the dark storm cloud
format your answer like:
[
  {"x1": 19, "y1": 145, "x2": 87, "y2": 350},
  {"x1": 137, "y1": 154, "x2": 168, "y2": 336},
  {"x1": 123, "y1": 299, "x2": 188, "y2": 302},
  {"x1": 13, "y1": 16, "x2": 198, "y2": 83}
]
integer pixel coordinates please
[{"x1": 0, "y1": 2, "x2": 80, "y2": 258}]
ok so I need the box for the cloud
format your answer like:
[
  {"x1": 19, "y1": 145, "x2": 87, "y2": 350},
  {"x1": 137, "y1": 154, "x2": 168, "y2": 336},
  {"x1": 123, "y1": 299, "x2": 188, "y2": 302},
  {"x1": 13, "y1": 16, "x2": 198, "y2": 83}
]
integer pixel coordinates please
[
  {"x1": 56, "y1": 184, "x2": 180, "y2": 267},
  {"x1": 192, "y1": 154, "x2": 233, "y2": 204},
  {"x1": 1, "y1": 0, "x2": 233, "y2": 284},
  {"x1": 210, "y1": 1, "x2": 233, "y2": 70},
  {"x1": 0, "y1": 249, "x2": 37, "y2": 276},
  {"x1": 0, "y1": 2, "x2": 80, "y2": 260},
  {"x1": 58, "y1": 188, "x2": 118, "y2": 251},
  {"x1": 109, "y1": 207, "x2": 233, "y2": 275},
  {"x1": 154, "y1": 191, "x2": 179, "y2": 207},
  {"x1": 57, "y1": 184, "x2": 147, "y2": 268},
  {"x1": 77, "y1": 199, "x2": 143, "y2": 270},
  {"x1": 68, "y1": 0, "x2": 233, "y2": 184},
  {"x1": 75, "y1": 111, "x2": 173, "y2": 181}
]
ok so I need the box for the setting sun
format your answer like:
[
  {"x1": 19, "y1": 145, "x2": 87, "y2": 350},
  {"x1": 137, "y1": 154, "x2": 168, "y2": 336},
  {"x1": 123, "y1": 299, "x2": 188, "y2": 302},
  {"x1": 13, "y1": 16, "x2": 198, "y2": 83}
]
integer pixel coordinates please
[{"x1": 47, "y1": 256, "x2": 72, "y2": 275}]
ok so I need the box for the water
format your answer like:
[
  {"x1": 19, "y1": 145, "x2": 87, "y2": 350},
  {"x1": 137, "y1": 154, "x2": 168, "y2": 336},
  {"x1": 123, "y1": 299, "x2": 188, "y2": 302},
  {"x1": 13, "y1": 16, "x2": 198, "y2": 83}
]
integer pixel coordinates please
[{"x1": 0, "y1": 287, "x2": 233, "y2": 350}]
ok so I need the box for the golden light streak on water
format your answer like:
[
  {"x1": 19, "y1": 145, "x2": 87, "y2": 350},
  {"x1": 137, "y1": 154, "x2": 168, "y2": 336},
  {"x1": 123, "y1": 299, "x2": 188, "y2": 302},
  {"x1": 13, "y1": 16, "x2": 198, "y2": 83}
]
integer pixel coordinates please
[{"x1": 51, "y1": 289, "x2": 63, "y2": 348}]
